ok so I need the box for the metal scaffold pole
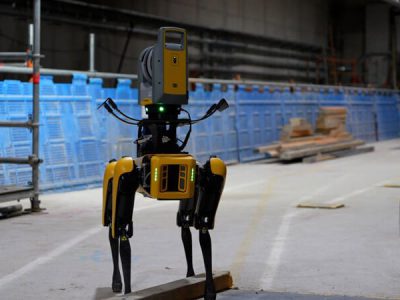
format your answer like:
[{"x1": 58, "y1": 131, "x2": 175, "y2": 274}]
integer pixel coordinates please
[
  {"x1": 89, "y1": 33, "x2": 95, "y2": 72},
  {"x1": 31, "y1": 0, "x2": 41, "y2": 211}
]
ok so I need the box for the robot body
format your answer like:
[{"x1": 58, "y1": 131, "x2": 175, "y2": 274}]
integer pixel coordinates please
[{"x1": 100, "y1": 27, "x2": 228, "y2": 299}]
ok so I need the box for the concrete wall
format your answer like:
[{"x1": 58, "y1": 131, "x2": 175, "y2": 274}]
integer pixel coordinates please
[
  {"x1": 324, "y1": 0, "x2": 394, "y2": 87},
  {"x1": 106, "y1": 0, "x2": 328, "y2": 46},
  {"x1": 365, "y1": 2, "x2": 391, "y2": 86},
  {"x1": 0, "y1": 0, "x2": 328, "y2": 81}
]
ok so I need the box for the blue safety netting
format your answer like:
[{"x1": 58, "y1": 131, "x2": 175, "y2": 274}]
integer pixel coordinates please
[{"x1": 0, "y1": 75, "x2": 399, "y2": 191}]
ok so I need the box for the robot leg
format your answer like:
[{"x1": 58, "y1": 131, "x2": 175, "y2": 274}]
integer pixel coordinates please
[
  {"x1": 102, "y1": 160, "x2": 122, "y2": 292},
  {"x1": 111, "y1": 157, "x2": 138, "y2": 294},
  {"x1": 195, "y1": 157, "x2": 226, "y2": 300},
  {"x1": 177, "y1": 196, "x2": 198, "y2": 277}
]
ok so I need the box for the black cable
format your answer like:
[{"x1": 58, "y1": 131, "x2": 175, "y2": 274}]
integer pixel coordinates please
[
  {"x1": 190, "y1": 107, "x2": 217, "y2": 124},
  {"x1": 179, "y1": 107, "x2": 192, "y2": 151},
  {"x1": 101, "y1": 102, "x2": 138, "y2": 125},
  {"x1": 109, "y1": 110, "x2": 138, "y2": 125},
  {"x1": 105, "y1": 98, "x2": 141, "y2": 122},
  {"x1": 115, "y1": 107, "x2": 141, "y2": 122}
]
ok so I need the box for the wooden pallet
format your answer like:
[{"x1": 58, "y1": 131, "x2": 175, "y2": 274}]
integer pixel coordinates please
[
  {"x1": 302, "y1": 146, "x2": 375, "y2": 163},
  {"x1": 255, "y1": 106, "x2": 373, "y2": 163},
  {"x1": 96, "y1": 271, "x2": 233, "y2": 300}
]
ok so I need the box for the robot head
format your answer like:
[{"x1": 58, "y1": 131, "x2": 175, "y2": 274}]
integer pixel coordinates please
[{"x1": 138, "y1": 27, "x2": 188, "y2": 106}]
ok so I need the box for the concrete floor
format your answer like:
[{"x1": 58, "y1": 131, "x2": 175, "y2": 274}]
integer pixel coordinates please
[{"x1": 0, "y1": 139, "x2": 399, "y2": 300}]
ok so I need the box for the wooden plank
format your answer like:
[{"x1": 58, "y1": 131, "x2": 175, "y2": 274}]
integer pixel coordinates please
[
  {"x1": 297, "y1": 202, "x2": 345, "y2": 209},
  {"x1": 283, "y1": 134, "x2": 326, "y2": 143},
  {"x1": 318, "y1": 107, "x2": 348, "y2": 115},
  {"x1": 102, "y1": 271, "x2": 233, "y2": 300},
  {"x1": 280, "y1": 139, "x2": 364, "y2": 160},
  {"x1": 256, "y1": 136, "x2": 356, "y2": 156},
  {"x1": 382, "y1": 184, "x2": 400, "y2": 188},
  {"x1": 302, "y1": 153, "x2": 335, "y2": 163},
  {"x1": 280, "y1": 137, "x2": 353, "y2": 152},
  {"x1": 256, "y1": 144, "x2": 280, "y2": 154},
  {"x1": 328, "y1": 146, "x2": 374, "y2": 158},
  {"x1": 280, "y1": 118, "x2": 314, "y2": 141},
  {"x1": 302, "y1": 146, "x2": 374, "y2": 163}
]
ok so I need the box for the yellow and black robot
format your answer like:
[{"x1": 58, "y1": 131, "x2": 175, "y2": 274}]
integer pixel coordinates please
[{"x1": 100, "y1": 27, "x2": 228, "y2": 300}]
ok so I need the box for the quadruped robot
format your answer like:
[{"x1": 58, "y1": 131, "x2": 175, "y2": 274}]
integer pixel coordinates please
[{"x1": 100, "y1": 27, "x2": 229, "y2": 300}]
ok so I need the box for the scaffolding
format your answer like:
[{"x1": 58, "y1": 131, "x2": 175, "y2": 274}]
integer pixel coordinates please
[{"x1": 0, "y1": 0, "x2": 41, "y2": 210}]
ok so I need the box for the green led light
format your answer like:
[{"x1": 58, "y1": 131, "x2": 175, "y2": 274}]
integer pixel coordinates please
[
  {"x1": 158, "y1": 106, "x2": 165, "y2": 113},
  {"x1": 190, "y1": 168, "x2": 195, "y2": 182},
  {"x1": 154, "y1": 167, "x2": 158, "y2": 182}
]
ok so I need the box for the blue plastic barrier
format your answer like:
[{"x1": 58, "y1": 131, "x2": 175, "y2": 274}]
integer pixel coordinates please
[
  {"x1": 39, "y1": 75, "x2": 96, "y2": 189},
  {"x1": 0, "y1": 80, "x2": 32, "y2": 186},
  {"x1": 206, "y1": 83, "x2": 238, "y2": 164},
  {"x1": 0, "y1": 149, "x2": 6, "y2": 186},
  {"x1": 341, "y1": 88, "x2": 375, "y2": 142},
  {"x1": 375, "y1": 91, "x2": 399, "y2": 140},
  {"x1": 55, "y1": 83, "x2": 71, "y2": 96},
  {"x1": 188, "y1": 83, "x2": 213, "y2": 163},
  {"x1": 1, "y1": 75, "x2": 400, "y2": 191},
  {"x1": 217, "y1": 84, "x2": 238, "y2": 164},
  {"x1": 98, "y1": 80, "x2": 140, "y2": 161},
  {"x1": 235, "y1": 84, "x2": 283, "y2": 162},
  {"x1": 286, "y1": 87, "x2": 318, "y2": 128},
  {"x1": 8, "y1": 167, "x2": 32, "y2": 186},
  {"x1": 398, "y1": 92, "x2": 400, "y2": 135}
]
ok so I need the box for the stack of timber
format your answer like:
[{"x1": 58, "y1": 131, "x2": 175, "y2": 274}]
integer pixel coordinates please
[
  {"x1": 256, "y1": 107, "x2": 374, "y2": 162},
  {"x1": 281, "y1": 118, "x2": 314, "y2": 141},
  {"x1": 315, "y1": 107, "x2": 350, "y2": 139}
]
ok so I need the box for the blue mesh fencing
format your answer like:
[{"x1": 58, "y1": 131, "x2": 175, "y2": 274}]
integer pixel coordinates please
[
  {"x1": 343, "y1": 89, "x2": 376, "y2": 142},
  {"x1": 0, "y1": 148, "x2": 6, "y2": 186},
  {"x1": 398, "y1": 92, "x2": 400, "y2": 135},
  {"x1": 374, "y1": 91, "x2": 399, "y2": 140},
  {"x1": 93, "y1": 79, "x2": 140, "y2": 162},
  {"x1": 187, "y1": 83, "x2": 214, "y2": 163},
  {"x1": 235, "y1": 85, "x2": 285, "y2": 162},
  {"x1": 0, "y1": 75, "x2": 399, "y2": 191}
]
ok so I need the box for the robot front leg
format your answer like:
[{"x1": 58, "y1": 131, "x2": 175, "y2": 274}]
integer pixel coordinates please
[
  {"x1": 108, "y1": 227, "x2": 122, "y2": 292},
  {"x1": 195, "y1": 157, "x2": 227, "y2": 300},
  {"x1": 177, "y1": 198, "x2": 197, "y2": 277},
  {"x1": 199, "y1": 229, "x2": 214, "y2": 299}
]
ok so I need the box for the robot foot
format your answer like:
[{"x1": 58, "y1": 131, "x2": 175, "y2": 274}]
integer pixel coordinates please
[
  {"x1": 204, "y1": 291, "x2": 216, "y2": 300},
  {"x1": 111, "y1": 267, "x2": 122, "y2": 292},
  {"x1": 186, "y1": 269, "x2": 195, "y2": 277},
  {"x1": 111, "y1": 279, "x2": 122, "y2": 293}
]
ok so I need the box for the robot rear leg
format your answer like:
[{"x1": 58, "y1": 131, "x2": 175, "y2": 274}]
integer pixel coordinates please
[
  {"x1": 195, "y1": 157, "x2": 227, "y2": 300},
  {"x1": 103, "y1": 161, "x2": 123, "y2": 292},
  {"x1": 103, "y1": 158, "x2": 138, "y2": 294}
]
